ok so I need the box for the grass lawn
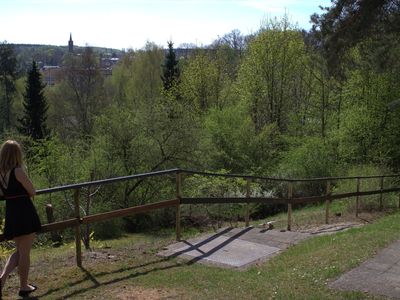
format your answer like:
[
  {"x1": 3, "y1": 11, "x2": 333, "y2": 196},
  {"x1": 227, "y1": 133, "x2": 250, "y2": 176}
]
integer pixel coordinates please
[{"x1": 1, "y1": 208, "x2": 399, "y2": 299}]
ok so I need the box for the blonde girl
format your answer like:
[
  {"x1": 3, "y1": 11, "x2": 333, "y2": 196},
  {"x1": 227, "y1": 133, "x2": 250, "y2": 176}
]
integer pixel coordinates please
[{"x1": 0, "y1": 140, "x2": 41, "y2": 298}]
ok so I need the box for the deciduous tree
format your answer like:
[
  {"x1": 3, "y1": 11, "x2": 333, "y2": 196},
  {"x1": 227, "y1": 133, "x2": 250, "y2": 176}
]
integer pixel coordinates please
[
  {"x1": 57, "y1": 47, "x2": 106, "y2": 137},
  {"x1": 237, "y1": 17, "x2": 306, "y2": 133}
]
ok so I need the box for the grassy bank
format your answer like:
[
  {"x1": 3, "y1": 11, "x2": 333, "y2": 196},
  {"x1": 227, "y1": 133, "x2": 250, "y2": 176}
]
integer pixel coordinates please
[{"x1": 1, "y1": 209, "x2": 399, "y2": 299}]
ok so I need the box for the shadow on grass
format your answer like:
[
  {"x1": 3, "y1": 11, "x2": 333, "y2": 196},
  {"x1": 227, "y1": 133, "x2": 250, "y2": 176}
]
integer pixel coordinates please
[{"x1": 37, "y1": 227, "x2": 252, "y2": 299}]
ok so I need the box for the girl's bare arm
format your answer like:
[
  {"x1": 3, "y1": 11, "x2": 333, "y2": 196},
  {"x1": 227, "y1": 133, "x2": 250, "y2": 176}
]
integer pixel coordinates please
[{"x1": 15, "y1": 167, "x2": 36, "y2": 197}]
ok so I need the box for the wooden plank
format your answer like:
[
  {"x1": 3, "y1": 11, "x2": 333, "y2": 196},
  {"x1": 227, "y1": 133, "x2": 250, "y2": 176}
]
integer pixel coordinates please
[
  {"x1": 356, "y1": 178, "x2": 360, "y2": 217},
  {"x1": 81, "y1": 199, "x2": 179, "y2": 224},
  {"x1": 245, "y1": 178, "x2": 251, "y2": 227},
  {"x1": 176, "y1": 172, "x2": 182, "y2": 241},
  {"x1": 74, "y1": 189, "x2": 82, "y2": 267},
  {"x1": 380, "y1": 176, "x2": 384, "y2": 210},
  {"x1": 0, "y1": 218, "x2": 80, "y2": 242},
  {"x1": 45, "y1": 204, "x2": 62, "y2": 243},
  {"x1": 41, "y1": 218, "x2": 80, "y2": 232},
  {"x1": 180, "y1": 197, "x2": 288, "y2": 205},
  {"x1": 287, "y1": 182, "x2": 293, "y2": 231},
  {"x1": 293, "y1": 187, "x2": 400, "y2": 204},
  {"x1": 325, "y1": 180, "x2": 331, "y2": 224},
  {"x1": 331, "y1": 187, "x2": 400, "y2": 200},
  {"x1": 182, "y1": 187, "x2": 400, "y2": 206}
]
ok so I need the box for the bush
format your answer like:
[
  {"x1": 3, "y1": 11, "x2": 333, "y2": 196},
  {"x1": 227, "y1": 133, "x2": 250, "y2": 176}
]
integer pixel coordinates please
[
  {"x1": 278, "y1": 137, "x2": 337, "y2": 196},
  {"x1": 331, "y1": 164, "x2": 397, "y2": 214},
  {"x1": 89, "y1": 202, "x2": 124, "y2": 240},
  {"x1": 183, "y1": 171, "x2": 249, "y2": 227},
  {"x1": 91, "y1": 218, "x2": 124, "y2": 240}
]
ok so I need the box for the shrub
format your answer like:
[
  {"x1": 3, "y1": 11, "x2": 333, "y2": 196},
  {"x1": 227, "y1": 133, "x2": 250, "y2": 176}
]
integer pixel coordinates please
[
  {"x1": 278, "y1": 137, "x2": 337, "y2": 196},
  {"x1": 331, "y1": 164, "x2": 397, "y2": 214}
]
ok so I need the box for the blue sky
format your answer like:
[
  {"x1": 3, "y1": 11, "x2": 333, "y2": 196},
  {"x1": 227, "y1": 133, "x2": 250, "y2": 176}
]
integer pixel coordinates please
[{"x1": 0, "y1": 0, "x2": 332, "y2": 50}]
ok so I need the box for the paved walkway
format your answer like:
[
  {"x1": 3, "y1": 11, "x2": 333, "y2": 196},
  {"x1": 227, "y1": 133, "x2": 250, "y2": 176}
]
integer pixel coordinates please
[
  {"x1": 158, "y1": 226, "x2": 311, "y2": 269},
  {"x1": 330, "y1": 240, "x2": 400, "y2": 299},
  {"x1": 159, "y1": 224, "x2": 400, "y2": 298}
]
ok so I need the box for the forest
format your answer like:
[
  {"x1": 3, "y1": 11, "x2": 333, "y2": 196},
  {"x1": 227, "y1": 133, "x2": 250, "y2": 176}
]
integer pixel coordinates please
[{"x1": 0, "y1": 0, "x2": 399, "y2": 241}]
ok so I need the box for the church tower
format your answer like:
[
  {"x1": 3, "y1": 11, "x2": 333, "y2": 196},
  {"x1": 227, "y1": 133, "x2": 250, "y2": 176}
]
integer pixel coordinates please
[{"x1": 68, "y1": 33, "x2": 74, "y2": 53}]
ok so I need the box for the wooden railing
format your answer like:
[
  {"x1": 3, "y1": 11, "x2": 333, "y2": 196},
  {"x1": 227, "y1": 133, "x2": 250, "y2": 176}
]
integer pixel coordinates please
[{"x1": 1, "y1": 168, "x2": 400, "y2": 267}]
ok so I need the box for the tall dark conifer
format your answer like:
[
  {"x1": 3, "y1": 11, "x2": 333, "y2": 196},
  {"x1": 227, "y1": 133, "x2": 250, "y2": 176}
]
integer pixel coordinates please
[
  {"x1": 0, "y1": 42, "x2": 17, "y2": 131},
  {"x1": 19, "y1": 61, "x2": 49, "y2": 139},
  {"x1": 161, "y1": 41, "x2": 180, "y2": 91}
]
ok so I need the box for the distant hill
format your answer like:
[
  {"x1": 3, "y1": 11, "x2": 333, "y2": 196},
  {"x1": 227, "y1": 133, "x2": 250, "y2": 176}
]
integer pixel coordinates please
[{"x1": 11, "y1": 43, "x2": 124, "y2": 74}]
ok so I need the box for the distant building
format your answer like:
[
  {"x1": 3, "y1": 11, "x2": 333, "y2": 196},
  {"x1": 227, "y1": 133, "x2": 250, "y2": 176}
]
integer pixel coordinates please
[
  {"x1": 100, "y1": 54, "x2": 119, "y2": 76},
  {"x1": 174, "y1": 48, "x2": 194, "y2": 60},
  {"x1": 68, "y1": 33, "x2": 74, "y2": 53},
  {"x1": 41, "y1": 65, "x2": 62, "y2": 86},
  {"x1": 40, "y1": 34, "x2": 122, "y2": 84}
]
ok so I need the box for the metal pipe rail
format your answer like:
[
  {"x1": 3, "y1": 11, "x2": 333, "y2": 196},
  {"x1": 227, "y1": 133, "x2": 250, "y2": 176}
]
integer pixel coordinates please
[
  {"x1": 179, "y1": 169, "x2": 400, "y2": 182},
  {"x1": 35, "y1": 168, "x2": 180, "y2": 195}
]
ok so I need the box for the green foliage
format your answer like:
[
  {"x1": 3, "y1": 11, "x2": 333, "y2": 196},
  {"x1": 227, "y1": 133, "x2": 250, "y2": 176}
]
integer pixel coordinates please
[
  {"x1": 203, "y1": 103, "x2": 282, "y2": 173},
  {"x1": 237, "y1": 17, "x2": 306, "y2": 132},
  {"x1": 185, "y1": 171, "x2": 246, "y2": 198},
  {"x1": 336, "y1": 105, "x2": 380, "y2": 164},
  {"x1": 29, "y1": 136, "x2": 91, "y2": 188},
  {"x1": 311, "y1": 0, "x2": 400, "y2": 76},
  {"x1": 183, "y1": 171, "x2": 248, "y2": 226},
  {"x1": 49, "y1": 47, "x2": 107, "y2": 137},
  {"x1": 335, "y1": 54, "x2": 400, "y2": 166},
  {"x1": 4, "y1": 12, "x2": 400, "y2": 241},
  {"x1": 278, "y1": 137, "x2": 337, "y2": 196},
  {"x1": 90, "y1": 206, "x2": 124, "y2": 240},
  {"x1": 114, "y1": 43, "x2": 164, "y2": 107},
  {"x1": 279, "y1": 137, "x2": 337, "y2": 179},
  {"x1": 180, "y1": 51, "x2": 221, "y2": 111},
  {"x1": 331, "y1": 164, "x2": 397, "y2": 214}
]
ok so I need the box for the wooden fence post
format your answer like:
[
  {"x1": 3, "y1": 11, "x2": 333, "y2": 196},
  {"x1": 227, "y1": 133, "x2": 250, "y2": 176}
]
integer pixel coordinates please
[
  {"x1": 398, "y1": 192, "x2": 400, "y2": 209},
  {"x1": 287, "y1": 181, "x2": 293, "y2": 231},
  {"x1": 175, "y1": 172, "x2": 182, "y2": 241},
  {"x1": 74, "y1": 189, "x2": 82, "y2": 267},
  {"x1": 245, "y1": 178, "x2": 251, "y2": 227},
  {"x1": 379, "y1": 176, "x2": 384, "y2": 211},
  {"x1": 325, "y1": 180, "x2": 331, "y2": 224},
  {"x1": 45, "y1": 204, "x2": 62, "y2": 245},
  {"x1": 356, "y1": 177, "x2": 360, "y2": 217}
]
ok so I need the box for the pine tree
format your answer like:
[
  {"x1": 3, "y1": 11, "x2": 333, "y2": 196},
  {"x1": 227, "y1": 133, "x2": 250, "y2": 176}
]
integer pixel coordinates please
[
  {"x1": 0, "y1": 42, "x2": 17, "y2": 131},
  {"x1": 161, "y1": 41, "x2": 180, "y2": 91},
  {"x1": 19, "y1": 61, "x2": 49, "y2": 140}
]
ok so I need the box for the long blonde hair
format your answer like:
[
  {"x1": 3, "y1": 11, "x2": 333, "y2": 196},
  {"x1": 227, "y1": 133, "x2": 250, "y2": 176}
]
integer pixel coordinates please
[{"x1": 0, "y1": 140, "x2": 24, "y2": 174}]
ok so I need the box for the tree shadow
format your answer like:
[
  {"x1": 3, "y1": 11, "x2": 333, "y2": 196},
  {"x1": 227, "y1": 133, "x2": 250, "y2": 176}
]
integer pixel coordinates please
[
  {"x1": 37, "y1": 227, "x2": 252, "y2": 299},
  {"x1": 37, "y1": 256, "x2": 185, "y2": 299}
]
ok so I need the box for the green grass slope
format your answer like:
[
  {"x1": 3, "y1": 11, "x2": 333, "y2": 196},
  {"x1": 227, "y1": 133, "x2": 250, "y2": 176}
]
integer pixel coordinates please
[{"x1": 1, "y1": 210, "x2": 399, "y2": 299}]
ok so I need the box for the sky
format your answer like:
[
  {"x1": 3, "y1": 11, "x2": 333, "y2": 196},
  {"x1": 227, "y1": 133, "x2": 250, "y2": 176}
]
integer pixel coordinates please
[{"x1": 0, "y1": 0, "x2": 332, "y2": 50}]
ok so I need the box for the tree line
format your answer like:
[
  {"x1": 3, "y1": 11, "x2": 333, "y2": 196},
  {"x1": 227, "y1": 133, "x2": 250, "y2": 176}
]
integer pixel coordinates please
[{"x1": 0, "y1": 1, "x2": 399, "y2": 241}]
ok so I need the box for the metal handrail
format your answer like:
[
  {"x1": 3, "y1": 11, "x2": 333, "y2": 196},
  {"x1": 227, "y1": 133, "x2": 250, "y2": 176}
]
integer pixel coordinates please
[
  {"x1": 35, "y1": 168, "x2": 180, "y2": 195},
  {"x1": 34, "y1": 168, "x2": 400, "y2": 196},
  {"x1": 180, "y1": 169, "x2": 400, "y2": 182}
]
